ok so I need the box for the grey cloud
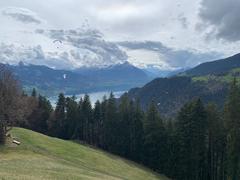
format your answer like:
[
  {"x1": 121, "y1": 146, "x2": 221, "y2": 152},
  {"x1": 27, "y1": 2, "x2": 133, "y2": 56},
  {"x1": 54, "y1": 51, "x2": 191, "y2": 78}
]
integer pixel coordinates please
[
  {"x1": 198, "y1": 0, "x2": 240, "y2": 41},
  {"x1": 118, "y1": 41, "x2": 168, "y2": 52},
  {"x1": 0, "y1": 28, "x2": 129, "y2": 69},
  {"x1": 118, "y1": 41, "x2": 222, "y2": 68},
  {"x1": 2, "y1": 7, "x2": 42, "y2": 24},
  {"x1": 0, "y1": 0, "x2": 236, "y2": 68},
  {"x1": 0, "y1": 43, "x2": 44, "y2": 63},
  {"x1": 0, "y1": 0, "x2": 197, "y2": 42},
  {"x1": 35, "y1": 29, "x2": 44, "y2": 34},
  {"x1": 166, "y1": 50, "x2": 221, "y2": 68},
  {"x1": 45, "y1": 28, "x2": 128, "y2": 62},
  {"x1": 178, "y1": 14, "x2": 189, "y2": 29},
  {"x1": 0, "y1": 43, "x2": 75, "y2": 69}
]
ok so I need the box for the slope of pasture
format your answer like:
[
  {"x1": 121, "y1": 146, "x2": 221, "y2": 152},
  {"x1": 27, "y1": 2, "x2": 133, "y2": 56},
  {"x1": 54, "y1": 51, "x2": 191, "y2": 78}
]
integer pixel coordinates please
[{"x1": 0, "y1": 128, "x2": 168, "y2": 180}]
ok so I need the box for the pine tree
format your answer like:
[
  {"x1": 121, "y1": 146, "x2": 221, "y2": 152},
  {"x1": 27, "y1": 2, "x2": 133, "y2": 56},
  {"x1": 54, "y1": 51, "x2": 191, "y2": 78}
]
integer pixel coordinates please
[
  {"x1": 117, "y1": 94, "x2": 131, "y2": 156},
  {"x1": 0, "y1": 115, "x2": 5, "y2": 144},
  {"x1": 81, "y1": 95, "x2": 93, "y2": 143},
  {"x1": 164, "y1": 119, "x2": 178, "y2": 178},
  {"x1": 224, "y1": 78, "x2": 240, "y2": 180},
  {"x1": 76, "y1": 98, "x2": 83, "y2": 140},
  {"x1": 206, "y1": 103, "x2": 226, "y2": 180},
  {"x1": 65, "y1": 96, "x2": 79, "y2": 139},
  {"x1": 36, "y1": 95, "x2": 52, "y2": 133},
  {"x1": 54, "y1": 93, "x2": 66, "y2": 138},
  {"x1": 175, "y1": 98, "x2": 207, "y2": 180},
  {"x1": 129, "y1": 99, "x2": 144, "y2": 162},
  {"x1": 100, "y1": 96, "x2": 108, "y2": 149},
  {"x1": 25, "y1": 94, "x2": 52, "y2": 134},
  {"x1": 93, "y1": 100, "x2": 102, "y2": 146},
  {"x1": 104, "y1": 92, "x2": 118, "y2": 152},
  {"x1": 31, "y1": 88, "x2": 37, "y2": 98},
  {"x1": 143, "y1": 101, "x2": 168, "y2": 172}
]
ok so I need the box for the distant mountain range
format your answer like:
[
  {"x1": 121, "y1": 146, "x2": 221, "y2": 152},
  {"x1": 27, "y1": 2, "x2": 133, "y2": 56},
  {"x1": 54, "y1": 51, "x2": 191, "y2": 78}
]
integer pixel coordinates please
[
  {"x1": 184, "y1": 53, "x2": 240, "y2": 76},
  {"x1": 0, "y1": 7, "x2": 220, "y2": 75},
  {"x1": 74, "y1": 61, "x2": 149, "y2": 82},
  {"x1": 4, "y1": 61, "x2": 151, "y2": 96},
  {"x1": 127, "y1": 53, "x2": 240, "y2": 117},
  {"x1": 0, "y1": 7, "x2": 230, "y2": 100}
]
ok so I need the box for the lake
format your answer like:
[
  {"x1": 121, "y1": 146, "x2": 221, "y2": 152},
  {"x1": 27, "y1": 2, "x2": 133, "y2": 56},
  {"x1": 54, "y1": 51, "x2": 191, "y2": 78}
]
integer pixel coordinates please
[{"x1": 49, "y1": 90, "x2": 126, "y2": 107}]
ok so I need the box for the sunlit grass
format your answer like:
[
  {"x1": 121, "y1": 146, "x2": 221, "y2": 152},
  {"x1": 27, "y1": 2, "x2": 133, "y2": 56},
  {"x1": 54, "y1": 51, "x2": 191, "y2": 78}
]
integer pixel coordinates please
[{"x1": 0, "y1": 128, "x2": 168, "y2": 180}]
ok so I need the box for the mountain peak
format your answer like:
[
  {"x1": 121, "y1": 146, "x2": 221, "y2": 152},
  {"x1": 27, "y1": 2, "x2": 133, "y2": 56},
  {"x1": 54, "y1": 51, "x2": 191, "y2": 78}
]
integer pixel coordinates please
[
  {"x1": 18, "y1": 61, "x2": 25, "y2": 66},
  {"x1": 185, "y1": 52, "x2": 240, "y2": 76}
]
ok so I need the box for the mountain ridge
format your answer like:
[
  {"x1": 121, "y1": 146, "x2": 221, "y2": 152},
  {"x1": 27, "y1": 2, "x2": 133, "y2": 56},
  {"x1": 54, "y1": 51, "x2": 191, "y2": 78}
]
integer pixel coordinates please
[
  {"x1": 127, "y1": 53, "x2": 240, "y2": 117},
  {"x1": 184, "y1": 53, "x2": 240, "y2": 76},
  {"x1": 2, "y1": 61, "x2": 150, "y2": 96}
]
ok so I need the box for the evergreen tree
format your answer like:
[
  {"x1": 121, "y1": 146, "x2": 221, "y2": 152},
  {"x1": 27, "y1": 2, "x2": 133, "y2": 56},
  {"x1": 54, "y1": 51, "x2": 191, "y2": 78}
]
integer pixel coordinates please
[
  {"x1": 0, "y1": 114, "x2": 6, "y2": 144},
  {"x1": 224, "y1": 78, "x2": 240, "y2": 180},
  {"x1": 104, "y1": 93, "x2": 118, "y2": 152},
  {"x1": 143, "y1": 101, "x2": 168, "y2": 172},
  {"x1": 37, "y1": 95, "x2": 52, "y2": 133},
  {"x1": 100, "y1": 96, "x2": 108, "y2": 149},
  {"x1": 26, "y1": 93, "x2": 52, "y2": 134},
  {"x1": 54, "y1": 93, "x2": 66, "y2": 138},
  {"x1": 65, "y1": 96, "x2": 79, "y2": 139},
  {"x1": 175, "y1": 99, "x2": 208, "y2": 180},
  {"x1": 129, "y1": 99, "x2": 144, "y2": 162},
  {"x1": 31, "y1": 88, "x2": 37, "y2": 98},
  {"x1": 69, "y1": 98, "x2": 83, "y2": 140},
  {"x1": 93, "y1": 100, "x2": 102, "y2": 146},
  {"x1": 117, "y1": 94, "x2": 131, "y2": 156},
  {"x1": 206, "y1": 103, "x2": 226, "y2": 180},
  {"x1": 81, "y1": 95, "x2": 93, "y2": 143},
  {"x1": 164, "y1": 119, "x2": 178, "y2": 178}
]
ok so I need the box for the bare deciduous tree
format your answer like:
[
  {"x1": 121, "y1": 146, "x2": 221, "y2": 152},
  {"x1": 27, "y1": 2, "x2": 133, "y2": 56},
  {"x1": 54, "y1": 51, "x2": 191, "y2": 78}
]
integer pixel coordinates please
[{"x1": 0, "y1": 64, "x2": 22, "y2": 143}]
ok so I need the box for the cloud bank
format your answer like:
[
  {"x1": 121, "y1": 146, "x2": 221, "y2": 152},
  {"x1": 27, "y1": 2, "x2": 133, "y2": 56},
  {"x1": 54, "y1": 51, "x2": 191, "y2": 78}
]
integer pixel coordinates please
[
  {"x1": 198, "y1": 0, "x2": 240, "y2": 42},
  {"x1": 2, "y1": 7, "x2": 43, "y2": 24},
  {"x1": 0, "y1": 0, "x2": 239, "y2": 70}
]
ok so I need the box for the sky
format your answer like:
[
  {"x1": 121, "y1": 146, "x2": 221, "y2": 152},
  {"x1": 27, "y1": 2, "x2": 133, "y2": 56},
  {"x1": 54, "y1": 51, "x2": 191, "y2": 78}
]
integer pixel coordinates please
[{"x1": 0, "y1": 0, "x2": 240, "y2": 69}]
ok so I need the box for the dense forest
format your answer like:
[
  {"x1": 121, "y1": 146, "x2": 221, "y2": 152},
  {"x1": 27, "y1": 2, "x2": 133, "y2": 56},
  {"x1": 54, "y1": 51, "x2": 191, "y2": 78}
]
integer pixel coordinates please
[
  {"x1": 127, "y1": 76, "x2": 228, "y2": 117},
  {"x1": 1, "y1": 65, "x2": 240, "y2": 179}
]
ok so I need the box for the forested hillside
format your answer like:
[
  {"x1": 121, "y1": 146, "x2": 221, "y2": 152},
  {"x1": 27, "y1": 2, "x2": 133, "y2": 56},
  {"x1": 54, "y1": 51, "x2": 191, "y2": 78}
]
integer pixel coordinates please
[
  {"x1": 128, "y1": 76, "x2": 227, "y2": 116},
  {"x1": 127, "y1": 53, "x2": 240, "y2": 116}
]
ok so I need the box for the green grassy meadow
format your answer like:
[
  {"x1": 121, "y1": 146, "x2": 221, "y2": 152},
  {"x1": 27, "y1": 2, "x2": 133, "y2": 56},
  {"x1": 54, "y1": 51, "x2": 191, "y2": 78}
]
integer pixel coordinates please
[{"x1": 0, "y1": 128, "x2": 168, "y2": 180}]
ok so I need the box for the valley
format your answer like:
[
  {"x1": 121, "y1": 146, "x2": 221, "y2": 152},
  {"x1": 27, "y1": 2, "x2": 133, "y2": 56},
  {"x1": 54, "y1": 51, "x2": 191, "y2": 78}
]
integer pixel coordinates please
[{"x1": 6, "y1": 62, "x2": 150, "y2": 96}]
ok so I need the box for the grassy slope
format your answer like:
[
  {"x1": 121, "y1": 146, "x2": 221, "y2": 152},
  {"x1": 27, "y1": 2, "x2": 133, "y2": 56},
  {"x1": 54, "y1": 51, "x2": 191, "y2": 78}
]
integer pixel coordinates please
[
  {"x1": 0, "y1": 128, "x2": 168, "y2": 180},
  {"x1": 192, "y1": 68, "x2": 240, "y2": 84}
]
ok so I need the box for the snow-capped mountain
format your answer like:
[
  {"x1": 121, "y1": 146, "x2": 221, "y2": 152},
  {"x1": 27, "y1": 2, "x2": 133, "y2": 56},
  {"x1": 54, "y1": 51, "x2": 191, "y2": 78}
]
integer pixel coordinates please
[
  {"x1": 0, "y1": 7, "x2": 128, "y2": 69},
  {"x1": 0, "y1": 6, "x2": 222, "y2": 74}
]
